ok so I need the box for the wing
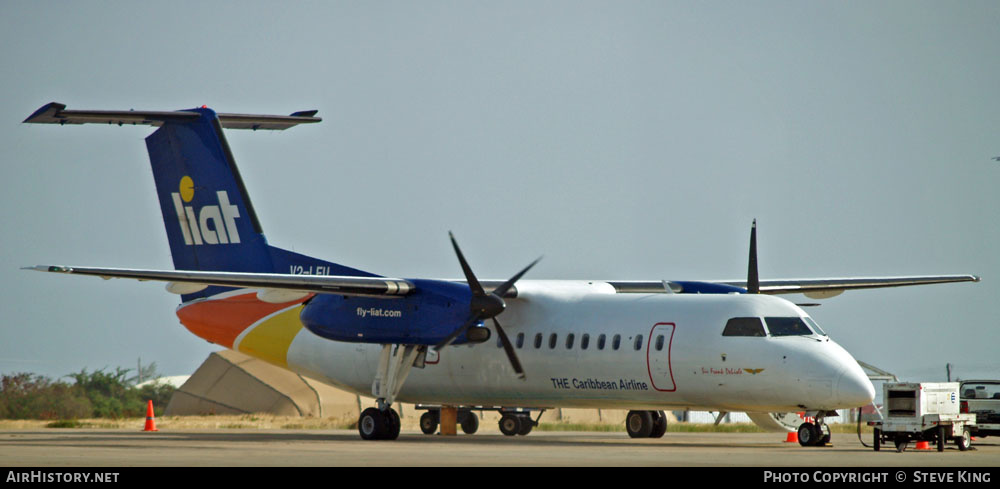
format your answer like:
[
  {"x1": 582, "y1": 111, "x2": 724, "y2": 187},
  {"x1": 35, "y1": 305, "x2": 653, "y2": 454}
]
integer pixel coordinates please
[
  {"x1": 713, "y1": 275, "x2": 980, "y2": 298},
  {"x1": 24, "y1": 265, "x2": 413, "y2": 297}
]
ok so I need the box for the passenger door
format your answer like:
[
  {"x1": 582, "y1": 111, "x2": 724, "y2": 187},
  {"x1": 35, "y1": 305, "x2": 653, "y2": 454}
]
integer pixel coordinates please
[{"x1": 647, "y1": 322, "x2": 676, "y2": 392}]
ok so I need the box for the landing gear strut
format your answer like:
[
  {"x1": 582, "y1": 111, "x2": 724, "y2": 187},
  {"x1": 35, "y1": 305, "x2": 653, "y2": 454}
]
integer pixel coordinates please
[{"x1": 359, "y1": 344, "x2": 424, "y2": 440}]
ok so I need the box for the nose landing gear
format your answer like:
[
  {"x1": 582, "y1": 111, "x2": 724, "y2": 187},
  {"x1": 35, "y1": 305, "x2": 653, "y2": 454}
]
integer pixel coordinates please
[{"x1": 797, "y1": 414, "x2": 832, "y2": 447}]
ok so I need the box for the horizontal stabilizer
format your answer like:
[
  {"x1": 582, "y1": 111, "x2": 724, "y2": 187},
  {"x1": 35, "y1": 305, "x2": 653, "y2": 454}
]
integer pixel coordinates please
[{"x1": 23, "y1": 102, "x2": 321, "y2": 130}]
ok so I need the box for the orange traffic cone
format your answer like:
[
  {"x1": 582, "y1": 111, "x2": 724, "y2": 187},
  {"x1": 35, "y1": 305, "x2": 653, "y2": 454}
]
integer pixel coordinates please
[
  {"x1": 143, "y1": 400, "x2": 159, "y2": 432},
  {"x1": 784, "y1": 431, "x2": 798, "y2": 443},
  {"x1": 915, "y1": 441, "x2": 930, "y2": 450}
]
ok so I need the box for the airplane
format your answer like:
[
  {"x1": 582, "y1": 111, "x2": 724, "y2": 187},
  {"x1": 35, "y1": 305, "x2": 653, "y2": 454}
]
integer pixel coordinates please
[{"x1": 22, "y1": 102, "x2": 980, "y2": 444}]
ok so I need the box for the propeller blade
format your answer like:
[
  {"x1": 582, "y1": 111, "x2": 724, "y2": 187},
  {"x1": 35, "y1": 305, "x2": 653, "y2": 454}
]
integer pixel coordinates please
[
  {"x1": 438, "y1": 231, "x2": 535, "y2": 382},
  {"x1": 747, "y1": 219, "x2": 759, "y2": 294},
  {"x1": 492, "y1": 256, "x2": 542, "y2": 298},
  {"x1": 434, "y1": 314, "x2": 481, "y2": 351},
  {"x1": 492, "y1": 318, "x2": 525, "y2": 380},
  {"x1": 449, "y1": 232, "x2": 486, "y2": 296}
]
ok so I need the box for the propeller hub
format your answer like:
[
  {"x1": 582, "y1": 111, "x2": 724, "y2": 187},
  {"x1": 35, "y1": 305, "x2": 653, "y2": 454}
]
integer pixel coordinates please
[{"x1": 471, "y1": 294, "x2": 505, "y2": 318}]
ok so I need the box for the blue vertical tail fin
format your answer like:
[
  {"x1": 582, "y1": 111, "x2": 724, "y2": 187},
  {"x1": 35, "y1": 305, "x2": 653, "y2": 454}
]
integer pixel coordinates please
[
  {"x1": 145, "y1": 107, "x2": 273, "y2": 273},
  {"x1": 24, "y1": 102, "x2": 378, "y2": 299}
]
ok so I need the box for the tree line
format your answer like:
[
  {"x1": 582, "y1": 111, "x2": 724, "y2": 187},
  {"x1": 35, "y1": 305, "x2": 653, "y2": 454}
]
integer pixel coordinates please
[{"x1": 0, "y1": 367, "x2": 176, "y2": 419}]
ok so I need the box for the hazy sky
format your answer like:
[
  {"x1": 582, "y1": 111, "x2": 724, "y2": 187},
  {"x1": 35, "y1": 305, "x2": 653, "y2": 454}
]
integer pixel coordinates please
[{"x1": 2, "y1": 1, "x2": 998, "y2": 383}]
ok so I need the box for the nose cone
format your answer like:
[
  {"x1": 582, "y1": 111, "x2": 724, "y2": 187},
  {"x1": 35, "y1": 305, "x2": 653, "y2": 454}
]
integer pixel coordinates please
[{"x1": 836, "y1": 365, "x2": 875, "y2": 407}]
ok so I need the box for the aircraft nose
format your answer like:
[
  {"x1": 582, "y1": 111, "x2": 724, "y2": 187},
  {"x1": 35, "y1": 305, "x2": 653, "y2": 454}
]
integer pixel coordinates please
[{"x1": 835, "y1": 366, "x2": 875, "y2": 407}]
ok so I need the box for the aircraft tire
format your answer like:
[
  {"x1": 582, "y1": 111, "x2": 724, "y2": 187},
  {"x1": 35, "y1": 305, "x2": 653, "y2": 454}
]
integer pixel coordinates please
[
  {"x1": 819, "y1": 423, "x2": 831, "y2": 445},
  {"x1": 359, "y1": 408, "x2": 388, "y2": 440},
  {"x1": 650, "y1": 411, "x2": 668, "y2": 438},
  {"x1": 499, "y1": 414, "x2": 522, "y2": 436},
  {"x1": 420, "y1": 412, "x2": 439, "y2": 435},
  {"x1": 797, "y1": 422, "x2": 821, "y2": 447},
  {"x1": 517, "y1": 416, "x2": 533, "y2": 436},
  {"x1": 626, "y1": 410, "x2": 654, "y2": 438},
  {"x1": 460, "y1": 412, "x2": 479, "y2": 435},
  {"x1": 386, "y1": 408, "x2": 401, "y2": 440}
]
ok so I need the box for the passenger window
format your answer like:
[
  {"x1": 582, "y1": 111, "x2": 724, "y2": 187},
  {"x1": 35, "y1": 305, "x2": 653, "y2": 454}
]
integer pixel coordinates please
[
  {"x1": 566, "y1": 333, "x2": 575, "y2": 349},
  {"x1": 633, "y1": 335, "x2": 643, "y2": 351},
  {"x1": 534, "y1": 333, "x2": 543, "y2": 349},
  {"x1": 581, "y1": 334, "x2": 590, "y2": 350},
  {"x1": 612, "y1": 334, "x2": 621, "y2": 350},
  {"x1": 549, "y1": 333, "x2": 558, "y2": 349},
  {"x1": 516, "y1": 333, "x2": 524, "y2": 349},
  {"x1": 597, "y1": 334, "x2": 606, "y2": 350},
  {"x1": 722, "y1": 317, "x2": 766, "y2": 337},
  {"x1": 655, "y1": 335, "x2": 665, "y2": 351},
  {"x1": 765, "y1": 317, "x2": 813, "y2": 336}
]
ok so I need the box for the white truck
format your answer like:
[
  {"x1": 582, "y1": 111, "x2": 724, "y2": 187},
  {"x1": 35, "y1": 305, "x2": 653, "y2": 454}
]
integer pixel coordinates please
[
  {"x1": 960, "y1": 380, "x2": 1000, "y2": 438},
  {"x1": 871, "y1": 382, "x2": 976, "y2": 452}
]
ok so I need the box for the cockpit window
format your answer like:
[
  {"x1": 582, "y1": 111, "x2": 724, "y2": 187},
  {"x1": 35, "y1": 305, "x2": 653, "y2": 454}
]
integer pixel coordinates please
[
  {"x1": 722, "y1": 317, "x2": 766, "y2": 337},
  {"x1": 803, "y1": 317, "x2": 827, "y2": 336},
  {"x1": 765, "y1": 317, "x2": 814, "y2": 336}
]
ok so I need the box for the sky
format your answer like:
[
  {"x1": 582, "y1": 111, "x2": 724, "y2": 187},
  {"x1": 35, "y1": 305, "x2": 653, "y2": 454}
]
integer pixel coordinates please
[{"x1": 1, "y1": 1, "x2": 998, "y2": 384}]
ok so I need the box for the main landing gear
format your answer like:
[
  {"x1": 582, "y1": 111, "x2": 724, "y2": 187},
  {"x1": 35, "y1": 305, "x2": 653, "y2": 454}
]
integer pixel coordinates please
[
  {"x1": 418, "y1": 409, "x2": 482, "y2": 435},
  {"x1": 358, "y1": 344, "x2": 424, "y2": 441},
  {"x1": 499, "y1": 412, "x2": 539, "y2": 436},
  {"x1": 416, "y1": 407, "x2": 541, "y2": 436},
  {"x1": 626, "y1": 410, "x2": 668, "y2": 438}
]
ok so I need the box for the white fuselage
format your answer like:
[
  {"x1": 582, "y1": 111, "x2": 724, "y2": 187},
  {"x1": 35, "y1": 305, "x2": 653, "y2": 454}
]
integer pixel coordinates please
[{"x1": 273, "y1": 280, "x2": 875, "y2": 413}]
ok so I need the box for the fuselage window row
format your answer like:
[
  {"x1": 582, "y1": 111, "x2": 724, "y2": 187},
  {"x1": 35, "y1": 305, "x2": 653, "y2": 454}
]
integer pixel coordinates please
[{"x1": 497, "y1": 331, "x2": 663, "y2": 353}]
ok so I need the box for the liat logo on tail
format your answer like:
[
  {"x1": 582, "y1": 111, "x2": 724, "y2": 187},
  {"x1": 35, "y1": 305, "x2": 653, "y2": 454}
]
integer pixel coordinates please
[{"x1": 170, "y1": 176, "x2": 241, "y2": 245}]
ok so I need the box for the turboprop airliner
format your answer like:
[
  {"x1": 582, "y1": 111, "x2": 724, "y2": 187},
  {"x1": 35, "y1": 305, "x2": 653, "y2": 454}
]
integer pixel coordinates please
[{"x1": 23, "y1": 102, "x2": 979, "y2": 444}]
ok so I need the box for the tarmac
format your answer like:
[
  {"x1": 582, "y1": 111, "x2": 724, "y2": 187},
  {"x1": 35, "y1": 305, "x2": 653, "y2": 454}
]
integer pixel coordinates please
[{"x1": 1, "y1": 429, "x2": 997, "y2": 467}]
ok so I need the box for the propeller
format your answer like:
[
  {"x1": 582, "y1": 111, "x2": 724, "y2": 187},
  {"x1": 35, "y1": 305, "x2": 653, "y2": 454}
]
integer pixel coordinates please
[
  {"x1": 747, "y1": 219, "x2": 759, "y2": 294},
  {"x1": 434, "y1": 232, "x2": 540, "y2": 380}
]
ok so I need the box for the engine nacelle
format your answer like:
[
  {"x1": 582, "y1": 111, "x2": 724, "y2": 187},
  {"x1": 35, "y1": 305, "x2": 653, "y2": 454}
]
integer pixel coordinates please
[
  {"x1": 673, "y1": 281, "x2": 747, "y2": 294},
  {"x1": 300, "y1": 279, "x2": 488, "y2": 345}
]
